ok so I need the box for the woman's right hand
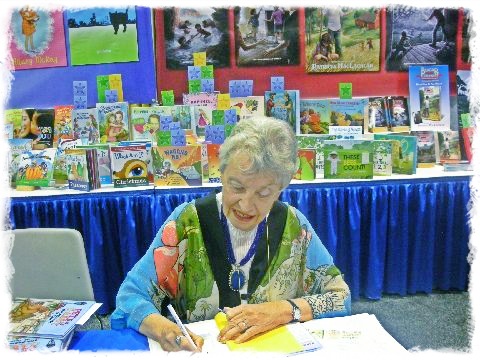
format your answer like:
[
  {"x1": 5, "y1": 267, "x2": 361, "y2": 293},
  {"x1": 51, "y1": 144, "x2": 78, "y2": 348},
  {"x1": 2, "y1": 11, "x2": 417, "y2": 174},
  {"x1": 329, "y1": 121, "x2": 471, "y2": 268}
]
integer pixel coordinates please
[{"x1": 139, "y1": 313, "x2": 204, "y2": 352}]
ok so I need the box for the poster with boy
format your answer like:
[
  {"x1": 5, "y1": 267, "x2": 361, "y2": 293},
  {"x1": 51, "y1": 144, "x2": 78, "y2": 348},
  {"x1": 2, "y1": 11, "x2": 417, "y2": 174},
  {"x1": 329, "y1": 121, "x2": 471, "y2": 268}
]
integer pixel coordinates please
[
  {"x1": 409, "y1": 65, "x2": 450, "y2": 131},
  {"x1": 9, "y1": 8, "x2": 67, "y2": 70},
  {"x1": 163, "y1": 7, "x2": 229, "y2": 69}
]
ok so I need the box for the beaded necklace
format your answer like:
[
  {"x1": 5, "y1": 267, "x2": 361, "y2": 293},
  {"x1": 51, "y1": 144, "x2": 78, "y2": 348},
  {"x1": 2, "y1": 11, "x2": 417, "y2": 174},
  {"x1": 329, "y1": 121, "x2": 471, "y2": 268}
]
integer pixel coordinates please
[{"x1": 220, "y1": 210, "x2": 266, "y2": 291}]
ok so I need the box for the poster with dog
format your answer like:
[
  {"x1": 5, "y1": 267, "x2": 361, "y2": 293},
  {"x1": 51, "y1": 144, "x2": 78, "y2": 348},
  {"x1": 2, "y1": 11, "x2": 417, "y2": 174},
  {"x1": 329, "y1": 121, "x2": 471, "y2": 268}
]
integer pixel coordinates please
[{"x1": 304, "y1": 7, "x2": 380, "y2": 73}]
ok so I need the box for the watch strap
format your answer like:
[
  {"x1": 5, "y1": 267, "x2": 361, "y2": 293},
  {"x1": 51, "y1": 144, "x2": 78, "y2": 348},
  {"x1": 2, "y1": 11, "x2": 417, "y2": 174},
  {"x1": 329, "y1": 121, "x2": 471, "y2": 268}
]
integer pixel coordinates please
[{"x1": 286, "y1": 299, "x2": 301, "y2": 322}]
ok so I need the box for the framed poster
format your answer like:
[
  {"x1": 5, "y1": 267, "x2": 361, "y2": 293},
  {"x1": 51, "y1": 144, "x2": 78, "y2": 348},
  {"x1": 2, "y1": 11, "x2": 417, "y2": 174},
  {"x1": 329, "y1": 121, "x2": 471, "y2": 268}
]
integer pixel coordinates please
[{"x1": 163, "y1": 7, "x2": 229, "y2": 69}]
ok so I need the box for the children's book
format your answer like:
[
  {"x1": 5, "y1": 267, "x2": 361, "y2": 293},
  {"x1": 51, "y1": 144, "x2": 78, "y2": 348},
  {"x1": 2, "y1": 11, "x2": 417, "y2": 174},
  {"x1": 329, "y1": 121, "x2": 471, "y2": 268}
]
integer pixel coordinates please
[
  {"x1": 230, "y1": 96, "x2": 265, "y2": 121},
  {"x1": 294, "y1": 149, "x2": 316, "y2": 180},
  {"x1": 264, "y1": 90, "x2": 300, "y2": 133},
  {"x1": 299, "y1": 99, "x2": 330, "y2": 135},
  {"x1": 118, "y1": 140, "x2": 154, "y2": 183},
  {"x1": 53, "y1": 105, "x2": 74, "y2": 143},
  {"x1": 305, "y1": 7, "x2": 381, "y2": 73},
  {"x1": 15, "y1": 148, "x2": 56, "y2": 187},
  {"x1": 367, "y1": 97, "x2": 389, "y2": 133},
  {"x1": 409, "y1": 65, "x2": 450, "y2": 131},
  {"x1": 64, "y1": 148, "x2": 100, "y2": 191},
  {"x1": 5, "y1": 108, "x2": 23, "y2": 138},
  {"x1": 206, "y1": 143, "x2": 221, "y2": 183},
  {"x1": 131, "y1": 106, "x2": 158, "y2": 142},
  {"x1": 411, "y1": 131, "x2": 436, "y2": 167},
  {"x1": 434, "y1": 130, "x2": 462, "y2": 164},
  {"x1": 53, "y1": 138, "x2": 83, "y2": 185},
  {"x1": 192, "y1": 106, "x2": 213, "y2": 139},
  {"x1": 152, "y1": 145, "x2": 202, "y2": 186},
  {"x1": 374, "y1": 134, "x2": 417, "y2": 174},
  {"x1": 77, "y1": 144, "x2": 113, "y2": 185},
  {"x1": 323, "y1": 140, "x2": 374, "y2": 179},
  {"x1": 297, "y1": 135, "x2": 336, "y2": 178},
  {"x1": 328, "y1": 126, "x2": 363, "y2": 140},
  {"x1": 8, "y1": 333, "x2": 71, "y2": 353},
  {"x1": 182, "y1": 92, "x2": 218, "y2": 108},
  {"x1": 96, "y1": 101, "x2": 130, "y2": 143},
  {"x1": 110, "y1": 144, "x2": 149, "y2": 187},
  {"x1": 8, "y1": 138, "x2": 33, "y2": 187},
  {"x1": 9, "y1": 298, "x2": 98, "y2": 339},
  {"x1": 385, "y1": 96, "x2": 410, "y2": 132},
  {"x1": 32, "y1": 109, "x2": 55, "y2": 149},
  {"x1": 72, "y1": 108, "x2": 100, "y2": 145},
  {"x1": 328, "y1": 98, "x2": 368, "y2": 131},
  {"x1": 372, "y1": 140, "x2": 393, "y2": 176},
  {"x1": 456, "y1": 70, "x2": 472, "y2": 161}
]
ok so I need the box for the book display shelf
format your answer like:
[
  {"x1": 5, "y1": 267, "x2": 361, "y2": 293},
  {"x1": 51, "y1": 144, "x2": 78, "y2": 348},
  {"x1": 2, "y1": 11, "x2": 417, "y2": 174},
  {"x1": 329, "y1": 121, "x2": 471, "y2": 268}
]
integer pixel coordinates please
[{"x1": 4, "y1": 5, "x2": 474, "y2": 316}]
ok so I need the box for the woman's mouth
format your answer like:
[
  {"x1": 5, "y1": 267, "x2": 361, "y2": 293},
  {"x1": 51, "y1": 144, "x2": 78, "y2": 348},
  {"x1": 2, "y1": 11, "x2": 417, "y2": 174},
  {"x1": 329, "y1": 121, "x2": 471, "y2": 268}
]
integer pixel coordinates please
[{"x1": 232, "y1": 209, "x2": 255, "y2": 222}]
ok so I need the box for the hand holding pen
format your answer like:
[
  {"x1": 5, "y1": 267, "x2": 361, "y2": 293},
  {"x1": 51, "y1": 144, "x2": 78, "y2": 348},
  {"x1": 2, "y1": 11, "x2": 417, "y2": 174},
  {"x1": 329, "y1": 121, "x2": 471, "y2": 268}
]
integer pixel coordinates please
[{"x1": 167, "y1": 304, "x2": 203, "y2": 352}]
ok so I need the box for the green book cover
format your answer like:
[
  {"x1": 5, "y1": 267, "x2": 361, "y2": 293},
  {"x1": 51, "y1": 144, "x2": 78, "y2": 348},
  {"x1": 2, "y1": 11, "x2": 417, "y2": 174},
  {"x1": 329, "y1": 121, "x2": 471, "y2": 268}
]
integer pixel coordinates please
[
  {"x1": 297, "y1": 135, "x2": 335, "y2": 178},
  {"x1": 372, "y1": 140, "x2": 393, "y2": 176},
  {"x1": 374, "y1": 134, "x2": 417, "y2": 174},
  {"x1": 323, "y1": 140, "x2": 374, "y2": 179}
]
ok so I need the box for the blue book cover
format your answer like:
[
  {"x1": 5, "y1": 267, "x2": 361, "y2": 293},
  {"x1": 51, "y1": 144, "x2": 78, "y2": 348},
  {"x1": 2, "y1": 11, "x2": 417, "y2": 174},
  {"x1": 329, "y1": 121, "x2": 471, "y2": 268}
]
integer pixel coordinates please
[{"x1": 409, "y1": 65, "x2": 450, "y2": 131}]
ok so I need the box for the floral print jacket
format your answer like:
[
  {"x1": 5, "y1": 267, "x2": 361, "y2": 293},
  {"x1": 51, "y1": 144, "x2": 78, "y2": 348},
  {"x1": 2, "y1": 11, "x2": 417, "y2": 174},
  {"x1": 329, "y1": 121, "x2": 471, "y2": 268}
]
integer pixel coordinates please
[{"x1": 111, "y1": 192, "x2": 351, "y2": 330}]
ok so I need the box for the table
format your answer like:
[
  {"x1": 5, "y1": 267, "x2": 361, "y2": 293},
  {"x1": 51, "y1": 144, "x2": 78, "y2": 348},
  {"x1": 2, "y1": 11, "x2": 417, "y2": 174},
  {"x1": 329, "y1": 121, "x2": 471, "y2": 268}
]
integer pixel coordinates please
[
  {"x1": 68, "y1": 313, "x2": 408, "y2": 354},
  {"x1": 7, "y1": 168, "x2": 472, "y2": 314}
]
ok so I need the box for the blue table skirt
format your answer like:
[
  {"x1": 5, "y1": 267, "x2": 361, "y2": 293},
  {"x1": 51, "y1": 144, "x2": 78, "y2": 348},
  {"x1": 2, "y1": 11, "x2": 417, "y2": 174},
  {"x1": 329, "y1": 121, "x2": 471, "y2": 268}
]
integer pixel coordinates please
[
  {"x1": 9, "y1": 176, "x2": 472, "y2": 314},
  {"x1": 69, "y1": 329, "x2": 149, "y2": 351}
]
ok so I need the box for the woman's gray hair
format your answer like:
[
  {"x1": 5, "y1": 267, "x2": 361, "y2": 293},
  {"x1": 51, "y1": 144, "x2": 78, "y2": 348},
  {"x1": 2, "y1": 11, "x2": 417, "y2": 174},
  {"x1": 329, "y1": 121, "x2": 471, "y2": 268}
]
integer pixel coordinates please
[{"x1": 219, "y1": 116, "x2": 298, "y2": 189}]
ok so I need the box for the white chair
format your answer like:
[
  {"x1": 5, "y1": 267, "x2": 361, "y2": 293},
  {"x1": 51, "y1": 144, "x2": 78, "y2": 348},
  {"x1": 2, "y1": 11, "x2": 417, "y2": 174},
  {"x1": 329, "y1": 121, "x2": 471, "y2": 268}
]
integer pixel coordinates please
[{"x1": 9, "y1": 228, "x2": 95, "y2": 301}]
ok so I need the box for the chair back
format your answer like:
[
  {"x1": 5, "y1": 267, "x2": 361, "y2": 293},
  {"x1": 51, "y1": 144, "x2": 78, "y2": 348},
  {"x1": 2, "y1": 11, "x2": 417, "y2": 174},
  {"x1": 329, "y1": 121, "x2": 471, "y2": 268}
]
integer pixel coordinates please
[{"x1": 10, "y1": 228, "x2": 95, "y2": 301}]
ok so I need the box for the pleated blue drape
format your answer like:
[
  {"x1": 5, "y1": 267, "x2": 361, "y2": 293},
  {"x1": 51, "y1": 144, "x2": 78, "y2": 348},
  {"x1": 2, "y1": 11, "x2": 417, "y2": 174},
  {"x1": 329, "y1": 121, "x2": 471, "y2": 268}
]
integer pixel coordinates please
[{"x1": 8, "y1": 177, "x2": 471, "y2": 314}]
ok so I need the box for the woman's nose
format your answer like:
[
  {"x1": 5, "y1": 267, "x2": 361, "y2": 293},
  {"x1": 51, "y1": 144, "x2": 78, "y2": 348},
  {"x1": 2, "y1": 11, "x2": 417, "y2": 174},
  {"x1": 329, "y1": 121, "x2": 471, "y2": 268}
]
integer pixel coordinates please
[{"x1": 238, "y1": 194, "x2": 255, "y2": 212}]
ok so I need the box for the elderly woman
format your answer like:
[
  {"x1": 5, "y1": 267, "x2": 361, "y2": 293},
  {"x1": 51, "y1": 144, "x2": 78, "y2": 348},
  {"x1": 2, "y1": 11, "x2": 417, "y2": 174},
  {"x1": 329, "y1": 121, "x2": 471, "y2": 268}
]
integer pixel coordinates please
[{"x1": 111, "y1": 116, "x2": 351, "y2": 351}]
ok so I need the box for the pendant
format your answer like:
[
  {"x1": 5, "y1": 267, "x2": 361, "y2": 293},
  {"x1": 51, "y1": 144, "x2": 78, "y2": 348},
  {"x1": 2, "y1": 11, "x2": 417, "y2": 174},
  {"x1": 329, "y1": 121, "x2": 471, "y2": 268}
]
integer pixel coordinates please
[{"x1": 229, "y1": 266, "x2": 246, "y2": 291}]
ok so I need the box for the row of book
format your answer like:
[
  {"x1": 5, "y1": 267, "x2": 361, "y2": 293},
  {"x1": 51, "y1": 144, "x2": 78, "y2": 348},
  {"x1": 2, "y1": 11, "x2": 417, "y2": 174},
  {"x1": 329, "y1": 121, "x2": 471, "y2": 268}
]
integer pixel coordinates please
[
  {"x1": 9, "y1": 128, "x2": 470, "y2": 191},
  {"x1": 8, "y1": 298, "x2": 100, "y2": 353}
]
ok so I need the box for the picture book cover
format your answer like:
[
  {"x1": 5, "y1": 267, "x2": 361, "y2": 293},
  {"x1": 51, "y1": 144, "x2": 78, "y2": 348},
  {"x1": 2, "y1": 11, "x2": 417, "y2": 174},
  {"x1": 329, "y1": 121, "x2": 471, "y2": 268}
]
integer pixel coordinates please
[
  {"x1": 110, "y1": 145, "x2": 149, "y2": 187},
  {"x1": 64, "y1": 148, "x2": 98, "y2": 191},
  {"x1": 233, "y1": 7, "x2": 300, "y2": 67},
  {"x1": 66, "y1": 7, "x2": 139, "y2": 65},
  {"x1": 374, "y1": 134, "x2": 417, "y2": 174},
  {"x1": 264, "y1": 90, "x2": 300, "y2": 133},
  {"x1": 131, "y1": 107, "x2": 160, "y2": 142},
  {"x1": 118, "y1": 140, "x2": 154, "y2": 183},
  {"x1": 96, "y1": 102, "x2": 130, "y2": 143},
  {"x1": 8, "y1": 138, "x2": 33, "y2": 187},
  {"x1": 163, "y1": 7, "x2": 229, "y2": 69},
  {"x1": 323, "y1": 140, "x2": 374, "y2": 179},
  {"x1": 305, "y1": 7, "x2": 380, "y2": 73},
  {"x1": 409, "y1": 65, "x2": 450, "y2": 131},
  {"x1": 53, "y1": 138, "x2": 83, "y2": 185},
  {"x1": 411, "y1": 131, "x2": 436, "y2": 167},
  {"x1": 53, "y1": 105, "x2": 74, "y2": 143},
  {"x1": 297, "y1": 135, "x2": 336, "y2": 178},
  {"x1": 367, "y1": 97, "x2": 389, "y2": 133},
  {"x1": 205, "y1": 143, "x2": 221, "y2": 183},
  {"x1": 230, "y1": 96, "x2": 265, "y2": 121},
  {"x1": 6, "y1": 108, "x2": 23, "y2": 138},
  {"x1": 294, "y1": 149, "x2": 316, "y2": 180},
  {"x1": 434, "y1": 130, "x2": 462, "y2": 164},
  {"x1": 372, "y1": 140, "x2": 393, "y2": 176},
  {"x1": 299, "y1": 99, "x2": 330, "y2": 135},
  {"x1": 329, "y1": 98, "x2": 368, "y2": 130},
  {"x1": 192, "y1": 106, "x2": 213, "y2": 138},
  {"x1": 385, "y1": 96, "x2": 410, "y2": 132},
  {"x1": 456, "y1": 70, "x2": 472, "y2": 161},
  {"x1": 386, "y1": 7, "x2": 458, "y2": 71},
  {"x1": 152, "y1": 145, "x2": 202, "y2": 186},
  {"x1": 72, "y1": 108, "x2": 100, "y2": 145},
  {"x1": 77, "y1": 144, "x2": 113, "y2": 185},
  {"x1": 31, "y1": 108, "x2": 55, "y2": 150},
  {"x1": 8, "y1": 8, "x2": 67, "y2": 70},
  {"x1": 9, "y1": 298, "x2": 97, "y2": 339},
  {"x1": 15, "y1": 148, "x2": 56, "y2": 187}
]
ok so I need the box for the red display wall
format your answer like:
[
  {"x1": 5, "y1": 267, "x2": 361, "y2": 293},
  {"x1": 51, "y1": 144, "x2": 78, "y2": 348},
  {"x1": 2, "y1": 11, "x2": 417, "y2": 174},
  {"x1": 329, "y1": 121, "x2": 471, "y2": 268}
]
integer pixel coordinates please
[{"x1": 154, "y1": 8, "x2": 470, "y2": 104}]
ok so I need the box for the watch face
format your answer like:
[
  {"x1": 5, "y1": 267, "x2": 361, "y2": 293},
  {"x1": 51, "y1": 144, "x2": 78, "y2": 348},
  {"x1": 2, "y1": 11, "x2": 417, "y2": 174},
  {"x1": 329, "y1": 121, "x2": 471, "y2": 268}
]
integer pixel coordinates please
[{"x1": 293, "y1": 307, "x2": 301, "y2": 321}]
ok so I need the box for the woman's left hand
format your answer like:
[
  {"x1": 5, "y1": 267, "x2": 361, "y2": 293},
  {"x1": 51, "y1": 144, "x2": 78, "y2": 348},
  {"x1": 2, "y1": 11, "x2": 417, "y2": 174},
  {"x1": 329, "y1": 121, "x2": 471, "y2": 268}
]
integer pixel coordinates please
[{"x1": 217, "y1": 302, "x2": 290, "y2": 344}]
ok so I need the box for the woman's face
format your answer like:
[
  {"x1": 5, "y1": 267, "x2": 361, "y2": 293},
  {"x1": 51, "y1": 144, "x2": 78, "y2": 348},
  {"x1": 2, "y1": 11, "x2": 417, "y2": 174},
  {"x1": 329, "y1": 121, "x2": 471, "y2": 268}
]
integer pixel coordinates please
[
  {"x1": 221, "y1": 151, "x2": 281, "y2": 231},
  {"x1": 21, "y1": 111, "x2": 31, "y2": 133}
]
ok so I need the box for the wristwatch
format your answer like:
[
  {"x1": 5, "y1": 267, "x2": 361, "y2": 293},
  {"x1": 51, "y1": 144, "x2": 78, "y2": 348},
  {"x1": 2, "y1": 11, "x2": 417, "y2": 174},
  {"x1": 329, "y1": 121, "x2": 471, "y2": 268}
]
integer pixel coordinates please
[{"x1": 286, "y1": 299, "x2": 301, "y2": 323}]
